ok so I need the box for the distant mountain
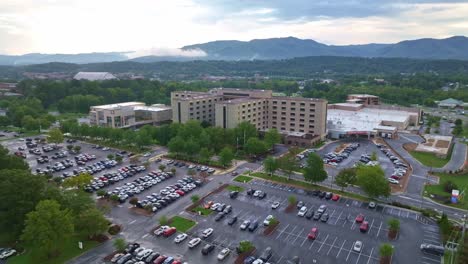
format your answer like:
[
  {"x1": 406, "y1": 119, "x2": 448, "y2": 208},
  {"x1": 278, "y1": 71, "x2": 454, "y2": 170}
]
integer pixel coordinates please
[
  {"x1": 179, "y1": 36, "x2": 468, "y2": 61},
  {"x1": 0, "y1": 52, "x2": 129, "y2": 66}
]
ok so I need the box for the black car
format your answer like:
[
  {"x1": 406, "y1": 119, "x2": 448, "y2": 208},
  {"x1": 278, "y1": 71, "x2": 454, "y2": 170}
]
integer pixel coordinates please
[
  {"x1": 229, "y1": 191, "x2": 239, "y2": 199},
  {"x1": 124, "y1": 243, "x2": 140, "y2": 253},
  {"x1": 215, "y1": 212, "x2": 225, "y2": 221},
  {"x1": 305, "y1": 210, "x2": 314, "y2": 219},
  {"x1": 247, "y1": 188, "x2": 255, "y2": 196},
  {"x1": 227, "y1": 216, "x2": 238, "y2": 225},
  {"x1": 201, "y1": 244, "x2": 215, "y2": 255},
  {"x1": 320, "y1": 213, "x2": 329, "y2": 222},
  {"x1": 248, "y1": 221, "x2": 259, "y2": 232},
  {"x1": 311, "y1": 190, "x2": 320, "y2": 196},
  {"x1": 318, "y1": 192, "x2": 326, "y2": 199},
  {"x1": 258, "y1": 192, "x2": 266, "y2": 199}
]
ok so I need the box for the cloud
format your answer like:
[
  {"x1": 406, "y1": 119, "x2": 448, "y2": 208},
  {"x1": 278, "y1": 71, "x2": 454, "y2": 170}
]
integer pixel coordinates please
[{"x1": 127, "y1": 47, "x2": 207, "y2": 59}]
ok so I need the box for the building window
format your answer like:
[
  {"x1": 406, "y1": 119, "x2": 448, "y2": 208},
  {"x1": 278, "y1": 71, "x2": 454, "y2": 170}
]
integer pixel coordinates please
[
  {"x1": 299, "y1": 124, "x2": 304, "y2": 127},
  {"x1": 309, "y1": 125, "x2": 315, "y2": 128},
  {"x1": 290, "y1": 107, "x2": 296, "y2": 111},
  {"x1": 290, "y1": 118, "x2": 295, "y2": 121},
  {"x1": 281, "y1": 117, "x2": 286, "y2": 120},
  {"x1": 281, "y1": 112, "x2": 286, "y2": 115},
  {"x1": 280, "y1": 127, "x2": 285, "y2": 130},
  {"x1": 300, "y1": 103, "x2": 305, "y2": 106},
  {"x1": 291, "y1": 102, "x2": 296, "y2": 106},
  {"x1": 273, "y1": 101, "x2": 277, "y2": 104},
  {"x1": 189, "y1": 107, "x2": 193, "y2": 111},
  {"x1": 273, "y1": 106, "x2": 277, "y2": 110},
  {"x1": 309, "y1": 114, "x2": 315, "y2": 118},
  {"x1": 272, "y1": 121, "x2": 277, "y2": 125},
  {"x1": 300, "y1": 129, "x2": 304, "y2": 132},
  {"x1": 300, "y1": 119, "x2": 305, "y2": 122},
  {"x1": 290, "y1": 113, "x2": 295, "y2": 116},
  {"x1": 281, "y1": 107, "x2": 286, "y2": 110},
  {"x1": 310, "y1": 104, "x2": 315, "y2": 107},
  {"x1": 300, "y1": 114, "x2": 305, "y2": 117},
  {"x1": 281, "y1": 101, "x2": 286, "y2": 105},
  {"x1": 290, "y1": 128, "x2": 295, "y2": 131},
  {"x1": 300, "y1": 108, "x2": 305, "y2": 112},
  {"x1": 290, "y1": 123, "x2": 295, "y2": 127},
  {"x1": 272, "y1": 111, "x2": 277, "y2": 115}
]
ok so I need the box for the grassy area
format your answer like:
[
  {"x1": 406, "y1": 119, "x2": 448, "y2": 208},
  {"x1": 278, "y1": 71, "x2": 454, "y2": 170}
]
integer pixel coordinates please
[
  {"x1": 424, "y1": 172, "x2": 468, "y2": 210},
  {"x1": 190, "y1": 206, "x2": 213, "y2": 216},
  {"x1": 226, "y1": 185, "x2": 245, "y2": 192},
  {"x1": 250, "y1": 172, "x2": 370, "y2": 202},
  {"x1": 169, "y1": 216, "x2": 196, "y2": 233},
  {"x1": 7, "y1": 236, "x2": 100, "y2": 264},
  {"x1": 233, "y1": 175, "x2": 253, "y2": 183},
  {"x1": 410, "y1": 148, "x2": 452, "y2": 168},
  {"x1": 73, "y1": 137, "x2": 146, "y2": 154}
]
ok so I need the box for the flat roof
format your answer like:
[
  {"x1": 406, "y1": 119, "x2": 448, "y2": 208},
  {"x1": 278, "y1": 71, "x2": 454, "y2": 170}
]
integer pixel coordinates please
[
  {"x1": 221, "y1": 97, "x2": 264, "y2": 104},
  {"x1": 92, "y1": 102, "x2": 144, "y2": 110},
  {"x1": 332, "y1": 103, "x2": 363, "y2": 108},
  {"x1": 134, "y1": 105, "x2": 171, "y2": 112},
  {"x1": 349, "y1": 94, "x2": 379, "y2": 98},
  {"x1": 271, "y1": 96, "x2": 326, "y2": 102},
  {"x1": 327, "y1": 107, "x2": 412, "y2": 133}
]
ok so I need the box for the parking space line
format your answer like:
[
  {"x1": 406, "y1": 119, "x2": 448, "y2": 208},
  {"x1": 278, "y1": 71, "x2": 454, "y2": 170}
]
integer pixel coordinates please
[
  {"x1": 366, "y1": 247, "x2": 374, "y2": 264},
  {"x1": 376, "y1": 221, "x2": 383, "y2": 238},
  {"x1": 300, "y1": 236, "x2": 308, "y2": 247},
  {"x1": 327, "y1": 237, "x2": 337, "y2": 255},
  {"x1": 351, "y1": 220, "x2": 356, "y2": 230},
  {"x1": 317, "y1": 234, "x2": 329, "y2": 253},
  {"x1": 334, "y1": 211, "x2": 343, "y2": 225},
  {"x1": 346, "y1": 242, "x2": 354, "y2": 261},
  {"x1": 355, "y1": 245, "x2": 363, "y2": 264},
  {"x1": 309, "y1": 235, "x2": 318, "y2": 250},
  {"x1": 276, "y1": 224, "x2": 290, "y2": 239},
  {"x1": 406, "y1": 210, "x2": 410, "y2": 218},
  {"x1": 343, "y1": 213, "x2": 351, "y2": 227},
  {"x1": 330, "y1": 209, "x2": 336, "y2": 218},
  {"x1": 398, "y1": 209, "x2": 402, "y2": 217},
  {"x1": 422, "y1": 256, "x2": 441, "y2": 263},
  {"x1": 336, "y1": 240, "x2": 346, "y2": 258},
  {"x1": 424, "y1": 238, "x2": 441, "y2": 244},
  {"x1": 291, "y1": 227, "x2": 304, "y2": 244},
  {"x1": 368, "y1": 219, "x2": 375, "y2": 233},
  {"x1": 283, "y1": 226, "x2": 297, "y2": 242},
  {"x1": 128, "y1": 220, "x2": 136, "y2": 224}
]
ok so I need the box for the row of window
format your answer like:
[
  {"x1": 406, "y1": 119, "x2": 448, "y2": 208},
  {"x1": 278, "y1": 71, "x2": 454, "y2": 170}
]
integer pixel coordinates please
[{"x1": 272, "y1": 101, "x2": 316, "y2": 107}]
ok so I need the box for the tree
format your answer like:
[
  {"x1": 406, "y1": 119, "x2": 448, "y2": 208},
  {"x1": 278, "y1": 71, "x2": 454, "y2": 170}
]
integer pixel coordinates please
[
  {"x1": 388, "y1": 218, "x2": 400, "y2": 235},
  {"x1": 187, "y1": 168, "x2": 196, "y2": 177},
  {"x1": 303, "y1": 153, "x2": 327, "y2": 184},
  {"x1": 379, "y1": 243, "x2": 394, "y2": 263},
  {"x1": 110, "y1": 194, "x2": 119, "y2": 202},
  {"x1": 47, "y1": 128, "x2": 64, "y2": 144},
  {"x1": 96, "y1": 189, "x2": 107, "y2": 198},
  {"x1": 129, "y1": 197, "x2": 139, "y2": 207},
  {"x1": 371, "y1": 151, "x2": 378, "y2": 161},
  {"x1": 335, "y1": 168, "x2": 357, "y2": 191},
  {"x1": 263, "y1": 156, "x2": 279, "y2": 176},
  {"x1": 75, "y1": 208, "x2": 108, "y2": 238},
  {"x1": 113, "y1": 238, "x2": 127, "y2": 252},
  {"x1": 0, "y1": 169, "x2": 46, "y2": 238},
  {"x1": 264, "y1": 128, "x2": 281, "y2": 149},
  {"x1": 199, "y1": 147, "x2": 213, "y2": 163},
  {"x1": 130, "y1": 156, "x2": 139, "y2": 164},
  {"x1": 21, "y1": 200, "x2": 74, "y2": 259},
  {"x1": 107, "y1": 154, "x2": 115, "y2": 160},
  {"x1": 356, "y1": 165, "x2": 390, "y2": 198},
  {"x1": 288, "y1": 195, "x2": 297, "y2": 205},
  {"x1": 159, "y1": 215, "x2": 168, "y2": 226},
  {"x1": 244, "y1": 138, "x2": 268, "y2": 157},
  {"x1": 168, "y1": 136, "x2": 185, "y2": 157},
  {"x1": 62, "y1": 173, "x2": 93, "y2": 189},
  {"x1": 237, "y1": 240, "x2": 255, "y2": 253},
  {"x1": 66, "y1": 145, "x2": 73, "y2": 151},
  {"x1": 73, "y1": 145, "x2": 81, "y2": 153},
  {"x1": 278, "y1": 153, "x2": 298, "y2": 180},
  {"x1": 219, "y1": 147, "x2": 234, "y2": 168},
  {"x1": 115, "y1": 155, "x2": 123, "y2": 164},
  {"x1": 191, "y1": 195, "x2": 200, "y2": 203},
  {"x1": 159, "y1": 165, "x2": 166, "y2": 172},
  {"x1": 170, "y1": 168, "x2": 176, "y2": 175}
]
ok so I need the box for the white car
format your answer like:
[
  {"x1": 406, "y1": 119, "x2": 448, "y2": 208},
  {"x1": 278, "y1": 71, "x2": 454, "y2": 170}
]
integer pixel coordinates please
[
  {"x1": 297, "y1": 206, "x2": 308, "y2": 217},
  {"x1": 0, "y1": 249, "x2": 16, "y2": 259},
  {"x1": 111, "y1": 253, "x2": 124, "y2": 263},
  {"x1": 240, "y1": 220, "x2": 251, "y2": 230},
  {"x1": 217, "y1": 248, "x2": 231, "y2": 261},
  {"x1": 388, "y1": 178, "x2": 399, "y2": 184},
  {"x1": 271, "y1": 201, "x2": 280, "y2": 209},
  {"x1": 263, "y1": 215, "x2": 274, "y2": 226},
  {"x1": 202, "y1": 228, "x2": 214, "y2": 238},
  {"x1": 174, "y1": 233, "x2": 188, "y2": 243},
  {"x1": 211, "y1": 203, "x2": 221, "y2": 210},
  {"x1": 143, "y1": 152, "x2": 151, "y2": 157},
  {"x1": 253, "y1": 259, "x2": 264, "y2": 264},
  {"x1": 253, "y1": 190, "x2": 261, "y2": 197},
  {"x1": 188, "y1": 237, "x2": 202, "y2": 248},
  {"x1": 353, "y1": 241, "x2": 363, "y2": 252},
  {"x1": 154, "y1": 225, "x2": 170, "y2": 236}
]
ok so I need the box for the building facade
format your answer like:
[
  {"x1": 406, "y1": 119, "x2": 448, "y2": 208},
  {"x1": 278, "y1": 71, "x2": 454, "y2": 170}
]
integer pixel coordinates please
[
  {"x1": 89, "y1": 102, "x2": 172, "y2": 128},
  {"x1": 347, "y1": 94, "x2": 380, "y2": 105},
  {"x1": 171, "y1": 88, "x2": 328, "y2": 146}
]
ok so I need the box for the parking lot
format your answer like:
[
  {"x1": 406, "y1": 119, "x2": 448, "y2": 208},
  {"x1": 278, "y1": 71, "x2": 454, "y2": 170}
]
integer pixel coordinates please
[{"x1": 168, "y1": 177, "x2": 443, "y2": 264}]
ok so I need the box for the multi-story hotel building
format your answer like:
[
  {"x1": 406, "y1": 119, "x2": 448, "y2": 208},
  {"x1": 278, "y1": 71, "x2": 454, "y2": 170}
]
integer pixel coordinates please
[{"x1": 171, "y1": 88, "x2": 327, "y2": 146}]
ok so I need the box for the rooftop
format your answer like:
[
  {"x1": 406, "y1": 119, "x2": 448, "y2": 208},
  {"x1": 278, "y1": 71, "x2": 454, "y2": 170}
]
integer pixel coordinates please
[
  {"x1": 74, "y1": 72, "x2": 117, "y2": 81},
  {"x1": 134, "y1": 105, "x2": 171, "y2": 112},
  {"x1": 349, "y1": 94, "x2": 379, "y2": 98},
  {"x1": 221, "y1": 97, "x2": 264, "y2": 104},
  {"x1": 91, "y1": 102, "x2": 144, "y2": 110}
]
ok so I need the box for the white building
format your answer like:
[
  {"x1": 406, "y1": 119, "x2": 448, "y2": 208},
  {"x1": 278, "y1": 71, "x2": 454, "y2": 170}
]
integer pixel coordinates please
[{"x1": 73, "y1": 72, "x2": 117, "y2": 81}]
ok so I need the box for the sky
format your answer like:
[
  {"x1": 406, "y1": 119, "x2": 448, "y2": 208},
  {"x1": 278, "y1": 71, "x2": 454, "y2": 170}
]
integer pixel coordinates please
[{"x1": 0, "y1": 0, "x2": 467, "y2": 56}]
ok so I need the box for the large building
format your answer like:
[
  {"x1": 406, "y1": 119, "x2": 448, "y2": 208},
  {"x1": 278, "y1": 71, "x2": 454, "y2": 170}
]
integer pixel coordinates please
[
  {"x1": 89, "y1": 102, "x2": 172, "y2": 128},
  {"x1": 346, "y1": 94, "x2": 380, "y2": 105},
  {"x1": 171, "y1": 88, "x2": 327, "y2": 146},
  {"x1": 74, "y1": 72, "x2": 117, "y2": 81},
  {"x1": 327, "y1": 95, "x2": 421, "y2": 139}
]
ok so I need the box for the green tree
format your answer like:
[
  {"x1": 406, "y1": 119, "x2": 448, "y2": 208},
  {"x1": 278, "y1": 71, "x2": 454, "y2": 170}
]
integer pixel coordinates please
[
  {"x1": 0, "y1": 145, "x2": 29, "y2": 170},
  {"x1": 107, "y1": 154, "x2": 115, "y2": 160},
  {"x1": 21, "y1": 200, "x2": 74, "y2": 259},
  {"x1": 235, "y1": 122, "x2": 258, "y2": 146},
  {"x1": 62, "y1": 173, "x2": 93, "y2": 189},
  {"x1": 388, "y1": 218, "x2": 400, "y2": 233},
  {"x1": 66, "y1": 145, "x2": 73, "y2": 151},
  {"x1": 264, "y1": 128, "x2": 281, "y2": 149},
  {"x1": 168, "y1": 136, "x2": 185, "y2": 157},
  {"x1": 244, "y1": 137, "x2": 268, "y2": 157},
  {"x1": 110, "y1": 194, "x2": 119, "y2": 202},
  {"x1": 191, "y1": 195, "x2": 200, "y2": 203},
  {"x1": 263, "y1": 156, "x2": 279, "y2": 176},
  {"x1": 73, "y1": 145, "x2": 81, "y2": 153},
  {"x1": 187, "y1": 168, "x2": 196, "y2": 177},
  {"x1": 170, "y1": 168, "x2": 176, "y2": 175},
  {"x1": 303, "y1": 153, "x2": 327, "y2": 184},
  {"x1": 96, "y1": 189, "x2": 107, "y2": 198},
  {"x1": 75, "y1": 208, "x2": 108, "y2": 238},
  {"x1": 278, "y1": 153, "x2": 298, "y2": 180},
  {"x1": 335, "y1": 168, "x2": 357, "y2": 191},
  {"x1": 22, "y1": 115, "x2": 40, "y2": 131},
  {"x1": 379, "y1": 243, "x2": 394, "y2": 258},
  {"x1": 219, "y1": 147, "x2": 234, "y2": 168},
  {"x1": 237, "y1": 240, "x2": 255, "y2": 253},
  {"x1": 288, "y1": 195, "x2": 297, "y2": 205},
  {"x1": 199, "y1": 147, "x2": 213, "y2": 163},
  {"x1": 129, "y1": 197, "x2": 139, "y2": 207},
  {"x1": 371, "y1": 152, "x2": 378, "y2": 161},
  {"x1": 356, "y1": 165, "x2": 390, "y2": 198},
  {"x1": 159, "y1": 164, "x2": 166, "y2": 172},
  {"x1": 115, "y1": 155, "x2": 123, "y2": 164},
  {"x1": 113, "y1": 238, "x2": 127, "y2": 252},
  {"x1": 47, "y1": 128, "x2": 64, "y2": 144},
  {"x1": 159, "y1": 215, "x2": 168, "y2": 226}
]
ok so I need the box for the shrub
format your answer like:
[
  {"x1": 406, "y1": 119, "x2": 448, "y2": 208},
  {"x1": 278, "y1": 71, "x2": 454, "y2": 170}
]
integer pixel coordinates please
[
  {"x1": 443, "y1": 181, "x2": 458, "y2": 193},
  {"x1": 108, "y1": 224, "x2": 122, "y2": 235},
  {"x1": 113, "y1": 238, "x2": 126, "y2": 252}
]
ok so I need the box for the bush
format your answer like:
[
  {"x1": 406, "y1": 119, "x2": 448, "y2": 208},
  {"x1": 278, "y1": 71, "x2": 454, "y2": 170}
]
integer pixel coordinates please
[
  {"x1": 443, "y1": 181, "x2": 458, "y2": 193},
  {"x1": 113, "y1": 238, "x2": 126, "y2": 252},
  {"x1": 159, "y1": 215, "x2": 168, "y2": 226},
  {"x1": 237, "y1": 240, "x2": 254, "y2": 253},
  {"x1": 421, "y1": 208, "x2": 438, "y2": 217},
  {"x1": 108, "y1": 224, "x2": 122, "y2": 235},
  {"x1": 390, "y1": 201, "x2": 411, "y2": 209}
]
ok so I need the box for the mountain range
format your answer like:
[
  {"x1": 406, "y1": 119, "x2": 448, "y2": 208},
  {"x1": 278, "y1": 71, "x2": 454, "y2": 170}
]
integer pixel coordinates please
[{"x1": 1, "y1": 36, "x2": 468, "y2": 65}]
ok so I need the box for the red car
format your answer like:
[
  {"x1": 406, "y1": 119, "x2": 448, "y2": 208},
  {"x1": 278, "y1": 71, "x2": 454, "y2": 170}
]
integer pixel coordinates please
[
  {"x1": 307, "y1": 227, "x2": 319, "y2": 240},
  {"x1": 355, "y1": 214, "x2": 365, "y2": 223},
  {"x1": 175, "y1": 190, "x2": 185, "y2": 196},
  {"x1": 153, "y1": 255, "x2": 167, "y2": 264},
  {"x1": 163, "y1": 227, "x2": 177, "y2": 237},
  {"x1": 331, "y1": 194, "x2": 340, "y2": 201},
  {"x1": 204, "y1": 201, "x2": 214, "y2": 209},
  {"x1": 360, "y1": 221, "x2": 369, "y2": 233},
  {"x1": 172, "y1": 260, "x2": 182, "y2": 264}
]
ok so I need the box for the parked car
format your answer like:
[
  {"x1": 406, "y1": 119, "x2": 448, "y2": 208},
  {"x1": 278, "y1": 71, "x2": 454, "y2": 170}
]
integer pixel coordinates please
[
  {"x1": 217, "y1": 248, "x2": 231, "y2": 261},
  {"x1": 263, "y1": 215, "x2": 274, "y2": 226},
  {"x1": 201, "y1": 244, "x2": 215, "y2": 255},
  {"x1": 228, "y1": 216, "x2": 238, "y2": 225},
  {"x1": 188, "y1": 238, "x2": 202, "y2": 248},
  {"x1": 360, "y1": 221, "x2": 369, "y2": 233},
  {"x1": 353, "y1": 241, "x2": 363, "y2": 252},
  {"x1": 297, "y1": 206, "x2": 308, "y2": 217},
  {"x1": 420, "y1": 243, "x2": 445, "y2": 256},
  {"x1": 174, "y1": 233, "x2": 188, "y2": 243},
  {"x1": 202, "y1": 228, "x2": 214, "y2": 238},
  {"x1": 308, "y1": 227, "x2": 318, "y2": 240},
  {"x1": 355, "y1": 214, "x2": 365, "y2": 223},
  {"x1": 248, "y1": 221, "x2": 259, "y2": 232},
  {"x1": 240, "y1": 220, "x2": 251, "y2": 230},
  {"x1": 271, "y1": 201, "x2": 280, "y2": 209}
]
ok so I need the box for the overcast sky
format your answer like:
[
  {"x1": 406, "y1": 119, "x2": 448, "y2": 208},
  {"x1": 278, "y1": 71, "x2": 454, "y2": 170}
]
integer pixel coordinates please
[{"x1": 1, "y1": 0, "x2": 467, "y2": 55}]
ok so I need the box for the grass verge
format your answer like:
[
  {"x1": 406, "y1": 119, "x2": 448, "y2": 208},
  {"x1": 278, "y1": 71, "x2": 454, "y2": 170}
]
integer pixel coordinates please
[
  {"x1": 233, "y1": 175, "x2": 253, "y2": 183},
  {"x1": 227, "y1": 185, "x2": 245, "y2": 192},
  {"x1": 7, "y1": 236, "x2": 100, "y2": 264},
  {"x1": 169, "y1": 216, "x2": 196, "y2": 233},
  {"x1": 409, "y1": 145, "x2": 453, "y2": 168},
  {"x1": 250, "y1": 172, "x2": 370, "y2": 202},
  {"x1": 190, "y1": 206, "x2": 213, "y2": 216},
  {"x1": 424, "y1": 172, "x2": 468, "y2": 210}
]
